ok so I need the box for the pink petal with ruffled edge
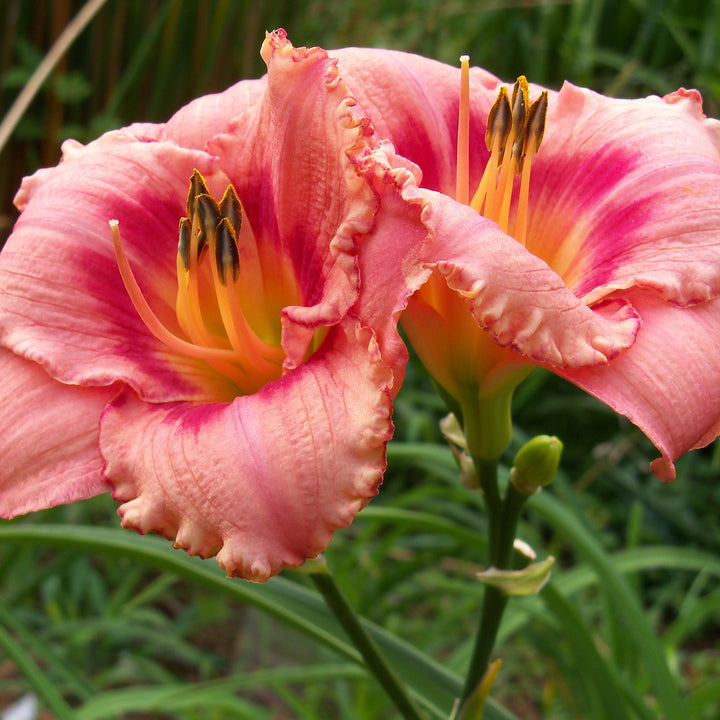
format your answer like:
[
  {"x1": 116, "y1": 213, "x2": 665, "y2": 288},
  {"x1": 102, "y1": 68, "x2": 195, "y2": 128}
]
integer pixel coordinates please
[
  {"x1": 331, "y1": 47, "x2": 502, "y2": 197},
  {"x1": 2, "y1": 134, "x2": 237, "y2": 403},
  {"x1": 100, "y1": 320, "x2": 393, "y2": 581},
  {"x1": 414, "y1": 192, "x2": 641, "y2": 368},
  {"x1": 209, "y1": 30, "x2": 377, "y2": 369},
  {"x1": 0, "y1": 348, "x2": 114, "y2": 517},
  {"x1": 558, "y1": 292, "x2": 720, "y2": 481}
]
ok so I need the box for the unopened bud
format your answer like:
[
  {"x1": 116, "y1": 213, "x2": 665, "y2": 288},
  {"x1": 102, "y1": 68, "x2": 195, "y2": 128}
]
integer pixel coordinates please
[{"x1": 510, "y1": 435, "x2": 563, "y2": 494}]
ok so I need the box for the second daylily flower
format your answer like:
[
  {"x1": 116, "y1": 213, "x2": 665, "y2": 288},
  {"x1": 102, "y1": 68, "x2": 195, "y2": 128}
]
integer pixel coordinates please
[{"x1": 329, "y1": 47, "x2": 720, "y2": 478}]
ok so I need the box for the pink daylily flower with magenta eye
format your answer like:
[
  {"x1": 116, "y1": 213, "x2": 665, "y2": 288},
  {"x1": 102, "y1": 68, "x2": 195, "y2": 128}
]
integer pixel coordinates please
[
  {"x1": 327, "y1": 49, "x2": 720, "y2": 479},
  {"x1": 0, "y1": 31, "x2": 427, "y2": 581}
]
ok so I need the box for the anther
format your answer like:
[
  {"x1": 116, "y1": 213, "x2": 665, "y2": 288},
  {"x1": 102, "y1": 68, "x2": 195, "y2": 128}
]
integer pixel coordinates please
[
  {"x1": 178, "y1": 217, "x2": 191, "y2": 270},
  {"x1": 195, "y1": 194, "x2": 220, "y2": 234},
  {"x1": 526, "y1": 90, "x2": 549, "y2": 154},
  {"x1": 485, "y1": 86, "x2": 512, "y2": 156},
  {"x1": 510, "y1": 77, "x2": 530, "y2": 173},
  {"x1": 219, "y1": 185, "x2": 242, "y2": 237},
  {"x1": 187, "y1": 169, "x2": 210, "y2": 218},
  {"x1": 216, "y1": 218, "x2": 240, "y2": 286},
  {"x1": 510, "y1": 76, "x2": 529, "y2": 135}
]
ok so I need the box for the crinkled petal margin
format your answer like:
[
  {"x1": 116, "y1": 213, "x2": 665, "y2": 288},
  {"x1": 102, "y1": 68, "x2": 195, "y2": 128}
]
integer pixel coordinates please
[
  {"x1": 100, "y1": 320, "x2": 393, "y2": 581},
  {"x1": 416, "y1": 190, "x2": 641, "y2": 368},
  {"x1": 557, "y1": 291, "x2": 720, "y2": 481},
  {"x1": 210, "y1": 30, "x2": 379, "y2": 369}
]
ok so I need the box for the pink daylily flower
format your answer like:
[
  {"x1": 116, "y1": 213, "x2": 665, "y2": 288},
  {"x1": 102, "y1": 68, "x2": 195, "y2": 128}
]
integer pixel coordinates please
[
  {"x1": 329, "y1": 49, "x2": 720, "y2": 479},
  {"x1": 0, "y1": 31, "x2": 427, "y2": 581}
]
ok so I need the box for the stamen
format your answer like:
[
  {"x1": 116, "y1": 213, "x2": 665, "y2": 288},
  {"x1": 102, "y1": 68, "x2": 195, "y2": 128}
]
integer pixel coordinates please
[
  {"x1": 112, "y1": 170, "x2": 298, "y2": 393},
  {"x1": 494, "y1": 78, "x2": 530, "y2": 232},
  {"x1": 219, "y1": 184, "x2": 242, "y2": 236},
  {"x1": 526, "y1": 90, "x2": 549, "y2": 154},
  {"x1": 510, "y1": 76, "x2": 530, "y2": 173},
  {"x1": 470, "y1": 86, "x2": 511, "y2": 216},
  {"x1": 463, "y1": 74, "x2": 547, "y2": 244},
  {"x1": 515, "y1": 90, "x2": 548, "y2": 246},
  {"x1": 456, "y1": 55, "x2": 470, "y2": 205},
  {"x1": 215, "y1": 217, "x2": 240, "y2": 286},
  {"x1": 187, "y1": 169, "x2": 209, "y2": 217},
  {"x1": 180, "y1": 201, "x2": 217, "y2": 349},
  {"x1": 206, "y1": 216, "x2": 285, "y2": 375}
]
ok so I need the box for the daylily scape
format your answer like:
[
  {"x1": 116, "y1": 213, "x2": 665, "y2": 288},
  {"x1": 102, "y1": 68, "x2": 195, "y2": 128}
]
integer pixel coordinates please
[{"x1": 2, "y1": 30, "x2": 719, "y2": 579}]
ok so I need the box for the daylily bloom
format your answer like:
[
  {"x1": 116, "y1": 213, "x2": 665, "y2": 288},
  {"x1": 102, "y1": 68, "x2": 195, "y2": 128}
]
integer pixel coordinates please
[
  {"x1": 325, "y1": 49, "x2": 720, "y2": 479},
  {"x1": 0, "y1": 30, "x2": 427, "y2": 581}
]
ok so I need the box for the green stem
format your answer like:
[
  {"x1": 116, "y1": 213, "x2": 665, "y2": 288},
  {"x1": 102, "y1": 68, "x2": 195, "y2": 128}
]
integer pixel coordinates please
[
  {"x1": 310, "y1": 568, "x2": 425, "y2": 720},
  {"x1": 459, "y1": 461, "x2": 529, "y2": 711}
]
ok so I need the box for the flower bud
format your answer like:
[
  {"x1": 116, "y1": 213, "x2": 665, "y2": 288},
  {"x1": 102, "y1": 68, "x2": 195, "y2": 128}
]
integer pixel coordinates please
[{"x1": 510, "y1": 434, "x2": 563, "y2": 494}]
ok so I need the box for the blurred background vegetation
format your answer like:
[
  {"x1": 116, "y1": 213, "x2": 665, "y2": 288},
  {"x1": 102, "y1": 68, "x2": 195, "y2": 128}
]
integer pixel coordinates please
[
  {"x1": 1, "y1": 1, "x2": 719, "y2": 719},
  {"x1": 2, "y1": 0, "x2": 720, "y2": 246}
]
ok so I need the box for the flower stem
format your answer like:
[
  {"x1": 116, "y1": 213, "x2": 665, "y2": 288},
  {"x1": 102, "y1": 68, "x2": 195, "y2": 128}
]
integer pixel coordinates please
[
  {"x1": 310, "y1": 566, "x2": 426, "y2": 720},
  {"x1": 459, "y1": 459, "x2": 529, "y2": 711}
]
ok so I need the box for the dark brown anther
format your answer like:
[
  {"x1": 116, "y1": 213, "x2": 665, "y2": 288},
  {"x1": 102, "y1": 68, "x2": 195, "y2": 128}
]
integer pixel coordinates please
[
  {"x1": 219, "y1": 185, "x2": 242, "y2": 237},
  {"x1": 178, "y1": 218, "x2": 191, "y2": 270},
  {"x1": 485, "y1": 86, "x2": 512, "y2": 155},
  {"x1": 187, "y1": 169, "x2": 210, "y2": 218},
  {"x1": 510, "y1": 76, "x2": 530, "y2": 173},
  {"x1": 216, "y1": 218, "x2": 240, "y2": 285},
  {"x1": 195, "y1": 194, "x2": 220, "y2": 234},
  {"x1": 511, "y1": 76, "x2": 529, "y2": 135},
  {"x1": 196, "y1": 229, "x2": 207, "y2": 263},
  {"x1": 526, "y1": 90, "x2": 549, "y2": 154}
]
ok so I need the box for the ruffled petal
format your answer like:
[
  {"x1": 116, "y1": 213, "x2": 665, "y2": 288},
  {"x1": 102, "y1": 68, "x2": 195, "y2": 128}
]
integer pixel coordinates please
[
  {"x1": 0, "y1": 348, "x2": 113, "y2": 517},
  {"x1": 417, "y1": 191, "x2": 641, "y2": 368},
  {"x1": 209, "y1": 30, "x2": 378, "y2": 368},
  {"x1": 558, "y1": 291, "x2": 720, "y2": 480},
  {"x1": 331, "y1": 47, "x2": 502, "y2": 196},
  {"x1": 100, "y1": 320, "x2": 393, "y2": 581},
  {"x1": 527, "y1": 82, "x2": 720, "y2": 306},
  {"x1": 1, "y1": 133, "x2": 237, "y2": 402},
  {"x1": 351, "y1": 148, "x2": 431, "y2": 387}
]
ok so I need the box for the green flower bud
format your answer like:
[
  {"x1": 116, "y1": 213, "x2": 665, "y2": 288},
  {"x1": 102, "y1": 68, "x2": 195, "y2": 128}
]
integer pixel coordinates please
[{"x1": 510, "y1": 435, "x2": 563, "y2": 494}]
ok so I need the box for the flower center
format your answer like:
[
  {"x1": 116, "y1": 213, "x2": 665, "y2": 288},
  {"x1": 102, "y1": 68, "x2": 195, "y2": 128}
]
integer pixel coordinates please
[
  {"x1": 457, "y1": 56, "x2": 548, "y2": 245},
  {"x1": 110, "y1": 171, "x2": 293, "y2": 394}
]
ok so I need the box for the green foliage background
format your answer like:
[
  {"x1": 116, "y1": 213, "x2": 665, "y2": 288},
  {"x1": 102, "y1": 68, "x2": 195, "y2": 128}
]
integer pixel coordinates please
[{"x1": 1, "y1": 1, "x2": 719, "y2": 719}]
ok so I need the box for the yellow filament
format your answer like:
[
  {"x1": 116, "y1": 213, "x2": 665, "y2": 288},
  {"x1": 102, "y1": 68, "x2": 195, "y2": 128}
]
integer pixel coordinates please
[
  {"x1": 494, "y1": 128, "x2": 518, "y2": 232},
  {"x1": 470, "y1": 133, "x2": 500, "y2": 215},
  {"x1": 111, "y1": 221, "x2": 239, "y2": 365},
  {"x1": 206, "y1": 224, "x2": 285, "y2": 379},
  {"x1": 514, "y1": 144, "x2": 536, "y2": 246},
  {"x1": 456, "y1": 55, "x2": 470, "y2": 205},
  {"x1": 184, "y1": 212, "x2": 218, "y2": 347},
  {"x1": 465, "y1": 75, "x2": 546, "y2": 245},
  {"x1": 112, "y1": 220, "x2": 277, "y2": 391},
  {"x1": 175, "y1": 253, "x2": 193, "y2": 338}
]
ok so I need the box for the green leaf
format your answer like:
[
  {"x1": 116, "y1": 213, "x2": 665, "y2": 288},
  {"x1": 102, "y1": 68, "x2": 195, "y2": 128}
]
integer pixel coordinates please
[
  {"x1": 0, "y1": 613, "x2": 76, "y2": 720},
  {"x1": 0, "y1": 523, "x2": 520, "y2": 720},
  {"x1": 529, "y1": 492, "x2": 688, "y2": 718}
]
